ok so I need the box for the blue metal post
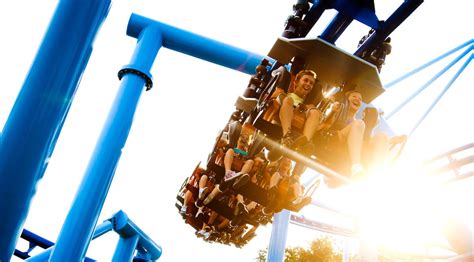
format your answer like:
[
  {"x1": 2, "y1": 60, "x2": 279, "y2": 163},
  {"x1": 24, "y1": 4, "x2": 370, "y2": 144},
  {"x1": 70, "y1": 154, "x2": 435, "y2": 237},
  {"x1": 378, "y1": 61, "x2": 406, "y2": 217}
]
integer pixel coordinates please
[
  {"x1": 385, "y1": 39, "x2": 473, "y2": 88},
  {"x1": 386, "y1": 45, "x2": 472, "y2": 119},
  {"x1": 113, "y1": 235, "x2": 140, "y2": 262},
  {"x1": 343, "y1": 239, "x2": 350, "y2": 262},
  {"x1": 354, "y1": 0, "x2": 423, "y2": 57},
  {"x1": 300, "y1": 0, "x2": 333, "y2": 37},
  {"x1": 50, "y1": 24, "x2": 162, "y2": 261},
  {"x1": 409, "y1": 54, "x2": 472, "y2": 136},
  {"x1": 320, "y1": 12, "x2": 354, "y2": 44},
  {"x1": 267, "y1": 210, "x2": 291, "y2": 262},
  {"x1": 0, "y1": 1, "x2": 110, "y2": 260}
]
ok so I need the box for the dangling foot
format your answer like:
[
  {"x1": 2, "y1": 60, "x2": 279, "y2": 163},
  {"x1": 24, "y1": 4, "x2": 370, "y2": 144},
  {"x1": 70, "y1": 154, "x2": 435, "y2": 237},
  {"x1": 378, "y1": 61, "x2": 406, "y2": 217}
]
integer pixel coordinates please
[
  {"x1": 224, "y1": 170, "x2": 241, "y2": 182},
  {"x1": 281, "y1": 131, "x2": 297, "y2": 149},
  {"x1": 290, "y1": 196, "x2": 312, "y2": 211},
  {"x1": 195, "y1": 206, "x2": 205, "y2": 219},
  {"x1": 294, "y1": 136, "x2": 315, "y2": 157},
  {"x1": 203, "y1": 186, "x2": 221, "y2": 205},
  {"x1": 232, "y1": 174, "x2": 250, "y2": 190},
  {"x1": 179, "y1": 205, "x2": 188, "y2": 217},
  {"x1": 198, "y1": 187, "x2": 209, "y2": 200},
  {"x1": 234, "y1": 201, "x2": 249, "y2": 216}
]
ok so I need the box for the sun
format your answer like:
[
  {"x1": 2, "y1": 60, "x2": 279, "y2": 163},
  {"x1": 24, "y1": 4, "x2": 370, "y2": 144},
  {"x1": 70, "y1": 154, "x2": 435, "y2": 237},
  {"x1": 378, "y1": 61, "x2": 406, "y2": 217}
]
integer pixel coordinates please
[{"x1": 324, "y1": 160, "x2": 472, "y2": 257}]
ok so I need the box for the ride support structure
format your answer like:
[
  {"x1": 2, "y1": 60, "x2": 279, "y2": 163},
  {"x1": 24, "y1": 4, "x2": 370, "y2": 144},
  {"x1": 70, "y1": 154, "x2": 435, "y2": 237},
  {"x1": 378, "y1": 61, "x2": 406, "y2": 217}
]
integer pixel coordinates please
[
  {"x1": 51, "y1": 13, "x2": 270, "y2": 261},
  {"x1": 0, "y1": 1, "x2": 111, "y2": 260},
  {"x1": 0, "y1": 0, "x2": 431, "y2": 261}
]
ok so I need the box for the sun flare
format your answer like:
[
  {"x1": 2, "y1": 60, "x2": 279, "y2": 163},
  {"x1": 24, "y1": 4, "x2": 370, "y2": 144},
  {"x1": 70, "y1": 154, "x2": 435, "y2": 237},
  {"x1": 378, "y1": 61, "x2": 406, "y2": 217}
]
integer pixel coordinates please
[{"x1": 324, "y1": 159, "x2": 471, "y2": 256}]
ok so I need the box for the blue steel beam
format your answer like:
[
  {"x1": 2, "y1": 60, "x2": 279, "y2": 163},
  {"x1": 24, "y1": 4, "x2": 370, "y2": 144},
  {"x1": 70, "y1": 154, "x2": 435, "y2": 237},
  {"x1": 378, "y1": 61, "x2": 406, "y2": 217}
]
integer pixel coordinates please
[
  {"x1": 113, "y1": 235, "x2": 140, "y2": 262},
  {"x1": 300, "y1": 0, "x2": 334, "y2": 37},
  {"x1": 0, "y1": 1, "x2": 111, "y2": 260},
  {"x1": 267, "y1": 210, "x2": 291, "y2": 262},
  {"x1": 92, "y1": 220, "x2": 114, "y2": 239},
  {"x1": 387, "y1": 45, "x2": 473, "y2": 119},
  {"x1": 331, "y1": 0, "x2": 378, "y2": 29},
  {"x1": 385, "y1": 39, "x2": 474, "y2": 88},
  {"x1": 127, "y1": 14, "x2": 269, "y2": 75},
  {"x1": 320, "y1": 12, "x2": 354, "y2": 44},
  {"x1": 354, "y1": 0, "x2": 423, "y2": 57},
  {"x1": 409, "y1": 54, "x2": 472, "y2": 136}
]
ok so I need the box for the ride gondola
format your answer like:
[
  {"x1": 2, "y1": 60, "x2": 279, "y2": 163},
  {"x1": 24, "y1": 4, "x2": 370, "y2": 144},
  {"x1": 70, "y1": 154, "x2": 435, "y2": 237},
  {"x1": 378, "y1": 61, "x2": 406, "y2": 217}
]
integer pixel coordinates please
[{"x1": 175, "y1": 0, "x2": 415, "y2": 247}]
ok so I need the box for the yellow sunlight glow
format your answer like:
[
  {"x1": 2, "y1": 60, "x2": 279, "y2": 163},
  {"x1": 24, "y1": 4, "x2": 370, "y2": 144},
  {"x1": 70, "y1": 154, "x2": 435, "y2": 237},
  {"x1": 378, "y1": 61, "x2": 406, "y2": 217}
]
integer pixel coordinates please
[{"x1": 330, "y1": 162, "x2": 461, "y2": 254}]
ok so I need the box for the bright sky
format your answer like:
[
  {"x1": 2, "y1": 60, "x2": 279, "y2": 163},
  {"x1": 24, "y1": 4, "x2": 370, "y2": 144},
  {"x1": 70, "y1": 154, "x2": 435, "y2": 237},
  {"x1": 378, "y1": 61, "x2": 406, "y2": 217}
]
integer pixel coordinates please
[{"x1": 1, "y1": 1, "x2": 473, "y2": 261}]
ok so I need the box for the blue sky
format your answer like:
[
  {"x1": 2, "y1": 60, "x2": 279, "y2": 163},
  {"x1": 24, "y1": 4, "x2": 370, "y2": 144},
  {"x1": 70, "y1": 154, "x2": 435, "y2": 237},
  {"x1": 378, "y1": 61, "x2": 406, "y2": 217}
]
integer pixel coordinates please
[{"x1": 1, "y1": 1, "x2": 473, "y2": 261}]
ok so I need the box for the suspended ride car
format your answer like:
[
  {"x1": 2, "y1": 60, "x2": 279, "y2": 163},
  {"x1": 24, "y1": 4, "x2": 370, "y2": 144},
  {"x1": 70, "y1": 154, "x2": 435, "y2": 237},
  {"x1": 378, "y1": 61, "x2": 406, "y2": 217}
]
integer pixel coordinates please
[{"x1": 175, "y1": 0, "x2": 420, "y2": 246}]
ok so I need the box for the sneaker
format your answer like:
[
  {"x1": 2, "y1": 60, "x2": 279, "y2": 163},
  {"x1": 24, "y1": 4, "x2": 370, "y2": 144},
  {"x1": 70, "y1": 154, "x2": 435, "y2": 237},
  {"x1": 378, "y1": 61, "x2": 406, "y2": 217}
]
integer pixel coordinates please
[
  {"x1": 234, "y1": 201, "x2": 249, "y2": 216},
  {"x1": 230, "y1": 215, "x2": 243, "y2": 227},
  {"x1": 291, "y1": 196, "x2": 312, "y2": 211},
  {"x1": 224, "y1": 170, "x2": 239, "y2": 182},
  {"x1": 196, "y1": 229, "x2": 204, "y2": 238},
  {"x1": 198, "y1": 187, "x2": 209, "y2": 200},
  {"x1": 195, "y1": 198, "x2": 205, "y2": 207},
  {"x1": 179, "y1": 205, "x2": 187, "y2": 216},
  {"x1": 203, "y1": 194, "x2": 213, "y2": 205},
  {"x1": 262, "y1": 206, "x2": 274, "y2": 216},
  {"x1": 202, "y1": 231, "x2": 211, "y2": 240},
  {"x1": 196, "y1": 227, "x2": 209, "y2": 238},
  {"x1": 195, "y1": 207, "x2": 205, "y2": 219},
  {"x1": 232, "y1": 174, "x2": 250, "y2": 190},
  {"x1": 195, "y1": 198, "x2": 204, "y2": 208},
  {"x1": 281, "y1": 131, "x2": 296, "y2": 148},
  {"x1": 203, "y1": 186, "x2": 220, "y2": 205}
]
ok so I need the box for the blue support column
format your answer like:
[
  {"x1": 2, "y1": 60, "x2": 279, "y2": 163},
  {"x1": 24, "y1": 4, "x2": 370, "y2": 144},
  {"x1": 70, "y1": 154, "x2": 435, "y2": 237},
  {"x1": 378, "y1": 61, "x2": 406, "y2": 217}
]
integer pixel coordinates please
[
  {"x1": 0, "y1": 0, "x2": 110, "y2": 260},
  {"x1": 113, "y1": 235, "x2": 140, "y2": 262},
  {"x1": 50, "y1": 24, "x2": 162, "y2": 261},
  {"x1": 300, "y1": 0, "x2": 333, "y2": 37},
  {"x1": 342, "y1": 239, "x2": 350, "y2": 262},
  {"x1": 354, "y1": 0, "x2": 423, "y2": 57},
  {"x1": 320, "y1": 12, "x2": 354, "y2": 44},
  {"x1": 267, "y1": 210, "x2": 291, "y2": 262}
]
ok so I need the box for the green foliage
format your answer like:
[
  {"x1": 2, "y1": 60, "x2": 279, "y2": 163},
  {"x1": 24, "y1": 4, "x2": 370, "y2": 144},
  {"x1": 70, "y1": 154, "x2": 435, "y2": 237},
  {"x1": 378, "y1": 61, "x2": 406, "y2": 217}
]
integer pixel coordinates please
[{"x1": 256, "y1": 237, "x2": 343, "y2": 262}]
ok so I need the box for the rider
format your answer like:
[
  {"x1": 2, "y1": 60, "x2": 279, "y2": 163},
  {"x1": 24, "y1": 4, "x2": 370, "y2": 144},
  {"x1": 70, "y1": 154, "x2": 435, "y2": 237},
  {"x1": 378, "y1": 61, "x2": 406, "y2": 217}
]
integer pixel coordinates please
[
  {"x1": 202, "y1": 126, "x2": 254, "y2": 206},
  {"x1": 277, "y1": 69, "x2": 321, "y2": 155}
]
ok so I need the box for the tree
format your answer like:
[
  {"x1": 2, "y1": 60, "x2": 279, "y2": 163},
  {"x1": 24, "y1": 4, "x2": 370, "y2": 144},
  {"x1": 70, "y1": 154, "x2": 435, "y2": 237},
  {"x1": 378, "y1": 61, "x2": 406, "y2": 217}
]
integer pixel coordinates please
[{"x1": 256, "y1": 237, "x2": 343, "y2": 262}]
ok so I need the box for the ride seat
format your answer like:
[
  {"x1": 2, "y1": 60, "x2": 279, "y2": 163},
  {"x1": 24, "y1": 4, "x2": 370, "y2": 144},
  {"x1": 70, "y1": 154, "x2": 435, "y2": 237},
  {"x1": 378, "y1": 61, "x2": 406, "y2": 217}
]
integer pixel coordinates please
[{"x1": 235, "y1": 96, "x2": 258, "y2": 113}]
